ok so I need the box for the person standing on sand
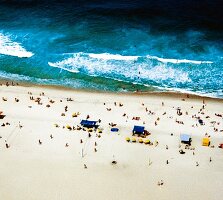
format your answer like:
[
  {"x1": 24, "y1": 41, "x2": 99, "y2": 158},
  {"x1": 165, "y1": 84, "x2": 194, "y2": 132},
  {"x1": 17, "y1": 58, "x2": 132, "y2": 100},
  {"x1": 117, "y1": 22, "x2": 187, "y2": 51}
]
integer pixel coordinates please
[{"x1": 5, "y1": 143, "x2": 10, "y2": 148}]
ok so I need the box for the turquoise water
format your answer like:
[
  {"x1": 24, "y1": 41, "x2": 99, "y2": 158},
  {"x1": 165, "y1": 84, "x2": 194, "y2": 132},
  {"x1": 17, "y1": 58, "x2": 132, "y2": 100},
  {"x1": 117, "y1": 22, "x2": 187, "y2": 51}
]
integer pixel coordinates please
[{"x1": 0, "y1": 1, "x2": 222, "y2": 97}]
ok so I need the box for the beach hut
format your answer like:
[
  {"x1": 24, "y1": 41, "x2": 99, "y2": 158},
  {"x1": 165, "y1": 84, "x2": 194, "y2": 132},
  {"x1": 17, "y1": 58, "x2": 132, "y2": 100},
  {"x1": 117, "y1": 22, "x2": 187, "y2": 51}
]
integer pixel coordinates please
[
  {"x1": 80, "y1": 120, "x2": 98, "y2": 128},
  {"x1": 202, "y1": 138, "x2": 210, "y2": 146},
  {"x1": 180, "y1": 134, "x2": 192, "y2": 145},
  {"x1": 132, "y1": 126, "x2": 145, "y2": 135}
]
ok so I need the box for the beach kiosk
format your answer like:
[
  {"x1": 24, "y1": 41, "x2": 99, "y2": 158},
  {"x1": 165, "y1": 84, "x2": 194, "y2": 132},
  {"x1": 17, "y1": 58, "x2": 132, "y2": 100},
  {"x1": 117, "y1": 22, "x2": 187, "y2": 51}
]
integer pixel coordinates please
[
  {"x1": 180, "y1": 134, "x2": 192, "y2": 145},
  {"x1": 80, "y1": 120, "x2": 98, "y2": 128},
  {"x1": 132, "y1": 125, "x2": 145, "y2": 136},
  {"x1": 202, "y1": 137, "x2": 210, "y2": 146}
]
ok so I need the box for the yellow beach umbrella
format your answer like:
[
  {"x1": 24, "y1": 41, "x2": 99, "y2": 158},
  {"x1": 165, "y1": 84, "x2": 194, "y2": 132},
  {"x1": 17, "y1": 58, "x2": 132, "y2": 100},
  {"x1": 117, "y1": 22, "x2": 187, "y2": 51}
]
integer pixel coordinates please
[
  {"x1": 66, "y1": 125, "x2": 72, "y2": 130},
  {"x1": 131, "y1": 138, "x2": 136, "y2": 143},
  {"x1": 98, "y1": 129, "x2": 102, "y2": 133},
  {"x1": 126, "y1": 137, "x2": 130, "y2": 142},
  {"x1": 72, "y1": 113, "x2": 77, "y2": 117},
  {"x1": 54, "y1": 123, "x2": 59, "y2": 128},
  {"x1": 138, "y1": 138, "x2": 143, "y2": 143},
  {"x1": 144, "y1": 139, "x2": 150, "y2": 144}
]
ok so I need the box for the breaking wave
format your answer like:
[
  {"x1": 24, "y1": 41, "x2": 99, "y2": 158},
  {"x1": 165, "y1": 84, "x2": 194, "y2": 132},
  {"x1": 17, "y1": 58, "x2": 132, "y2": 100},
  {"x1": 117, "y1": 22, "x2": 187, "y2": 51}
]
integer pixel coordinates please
[
  {"x1": 0, "y1": 33, "x2": 33, "y2": 58},
  {"x1": 48, "y1": 52, "x2": 192, "y2": 84}
]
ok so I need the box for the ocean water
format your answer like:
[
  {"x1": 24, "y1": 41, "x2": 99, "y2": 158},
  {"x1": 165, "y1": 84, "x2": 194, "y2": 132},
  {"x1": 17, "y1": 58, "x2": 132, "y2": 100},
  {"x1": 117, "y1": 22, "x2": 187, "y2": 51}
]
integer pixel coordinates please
[{"x1": 0, "y1": 0, "x2": 222, "y2": 97}]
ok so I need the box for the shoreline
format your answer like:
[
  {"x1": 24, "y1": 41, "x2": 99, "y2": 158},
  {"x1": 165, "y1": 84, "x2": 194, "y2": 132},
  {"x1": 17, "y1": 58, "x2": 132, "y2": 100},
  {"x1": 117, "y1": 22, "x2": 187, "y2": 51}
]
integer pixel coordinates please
[{"x1": 1, "y1": 78, "x2": 223, "y2": 102}]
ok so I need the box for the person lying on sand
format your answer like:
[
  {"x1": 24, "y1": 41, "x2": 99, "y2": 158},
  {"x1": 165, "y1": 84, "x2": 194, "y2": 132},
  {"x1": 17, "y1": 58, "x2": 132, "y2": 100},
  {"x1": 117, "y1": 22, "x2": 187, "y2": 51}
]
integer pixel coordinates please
[{"x1": 2, "y1": 97, "x2": 7, "y2": 101}]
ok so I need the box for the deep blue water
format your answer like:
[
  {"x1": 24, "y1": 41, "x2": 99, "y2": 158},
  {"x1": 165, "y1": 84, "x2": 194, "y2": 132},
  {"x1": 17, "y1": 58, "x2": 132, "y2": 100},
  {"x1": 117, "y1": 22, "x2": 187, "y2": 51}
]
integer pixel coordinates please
[{"x1": 0, "y1": 0, "x2": 222, "y2": 97}]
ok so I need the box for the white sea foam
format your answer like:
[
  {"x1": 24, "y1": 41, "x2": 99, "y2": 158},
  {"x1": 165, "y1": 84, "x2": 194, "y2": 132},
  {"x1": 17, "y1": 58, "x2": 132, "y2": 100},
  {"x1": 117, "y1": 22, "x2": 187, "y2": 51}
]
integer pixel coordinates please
[
  {"x1": 48, "y1": 61, "x2": 80, "y2": 73},
  {"x1": 0, "y1": 33, "x2": 33, "y2": 58},
  {"x1": 146, "y1": 55, "x2": 213, "y2": 64},
  {"x1": 48, "y1": 52, "x2": 191, "y2": 83},
  {"x1": 89, "y1": 53, "x2": 139, "y2": 61}
]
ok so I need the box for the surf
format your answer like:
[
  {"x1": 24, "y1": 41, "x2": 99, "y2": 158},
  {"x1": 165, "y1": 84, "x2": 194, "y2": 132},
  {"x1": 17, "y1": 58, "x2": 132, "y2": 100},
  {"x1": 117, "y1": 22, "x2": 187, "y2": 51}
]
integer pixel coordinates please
[
  {"x1": 0, "y1": 33, "x2": 33, "y2": 58},
  {"x1": 48, "y1": 52, "x2": 191, "y2": 84}
]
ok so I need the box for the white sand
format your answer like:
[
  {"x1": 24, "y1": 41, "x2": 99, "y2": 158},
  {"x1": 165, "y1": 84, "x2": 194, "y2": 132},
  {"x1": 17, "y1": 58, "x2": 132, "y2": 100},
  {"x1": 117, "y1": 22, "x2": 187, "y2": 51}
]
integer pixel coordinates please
[{"x1": 0, "y1": 83, "x2": 223, "y2": 200}]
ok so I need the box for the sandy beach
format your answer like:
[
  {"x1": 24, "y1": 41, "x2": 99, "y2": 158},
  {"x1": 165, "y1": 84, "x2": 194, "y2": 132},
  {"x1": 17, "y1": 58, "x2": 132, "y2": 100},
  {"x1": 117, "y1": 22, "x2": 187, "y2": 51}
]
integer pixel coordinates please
[{"x1": 0, "y1": 81, "x2": 223, "y2": 200}]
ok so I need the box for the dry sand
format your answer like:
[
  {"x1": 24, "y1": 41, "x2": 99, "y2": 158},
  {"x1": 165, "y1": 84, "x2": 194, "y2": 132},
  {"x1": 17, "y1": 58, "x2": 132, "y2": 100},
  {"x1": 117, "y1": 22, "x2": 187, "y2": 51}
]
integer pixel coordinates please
[{"x1": 0, "y1": 82, "x2": 223, "y2": 200}]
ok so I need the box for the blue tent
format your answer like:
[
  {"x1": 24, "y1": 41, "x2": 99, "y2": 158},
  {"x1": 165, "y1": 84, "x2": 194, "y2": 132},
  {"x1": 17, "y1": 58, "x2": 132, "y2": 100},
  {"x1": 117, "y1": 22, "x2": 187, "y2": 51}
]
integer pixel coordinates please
[
  {"x1": 132, "y1": 126, "x2": 145, "y2": 134},
  {"x1": 111, "y1": 128, "x2": 119, "y2": 132},
  {"x1": 80, "y1": 120, "x2": 98, "y2": 128},
  {"x1": 180, "y1": 134, "x2": 191, "y2": 144}
]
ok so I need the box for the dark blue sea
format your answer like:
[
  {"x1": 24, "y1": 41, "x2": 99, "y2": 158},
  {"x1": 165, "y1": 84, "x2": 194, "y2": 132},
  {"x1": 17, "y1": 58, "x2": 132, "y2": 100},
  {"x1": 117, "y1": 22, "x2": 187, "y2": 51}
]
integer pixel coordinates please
[{"x1": 0, "y1": 0, "x2": 222, "y2": 97}]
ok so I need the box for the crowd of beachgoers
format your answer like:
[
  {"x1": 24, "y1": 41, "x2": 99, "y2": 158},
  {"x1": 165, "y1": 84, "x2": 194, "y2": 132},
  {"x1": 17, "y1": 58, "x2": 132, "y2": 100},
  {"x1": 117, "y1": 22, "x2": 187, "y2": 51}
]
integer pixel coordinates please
[{"x1": 0, "y1": 80, "x2": 223, "y2": 199}]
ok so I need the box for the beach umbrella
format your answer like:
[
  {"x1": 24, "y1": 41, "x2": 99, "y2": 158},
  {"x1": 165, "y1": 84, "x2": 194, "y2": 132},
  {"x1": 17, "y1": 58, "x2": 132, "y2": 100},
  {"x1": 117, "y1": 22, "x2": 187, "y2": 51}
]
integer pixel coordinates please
[
  {"x1": 144, "y1": 139, "x2": 150, "y2": 144},
  {"x1": 98, "y1": 129, "x2": 103, "y2": 133},
  {"x1": 138, "y1": 138, "x2": 143, "y2": 143},
  {"x1": 131, "y1": 138, "x2": 136, "y2": 143},
  {"x1": 126, "y1": 137, "x2": 130, "y2": 142},
  {"x1": 88, "y1": 128, "x2": 93, "y2": 132},
  {"x1": 54, "y1": 123, "x2": 59, "y2": 128},
  {"x1": 66, "y1": 125, "x2": 72, "y2": 130},
  {"x1": 72, "y1": 113, "x2": 77, "y2": 117}
]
